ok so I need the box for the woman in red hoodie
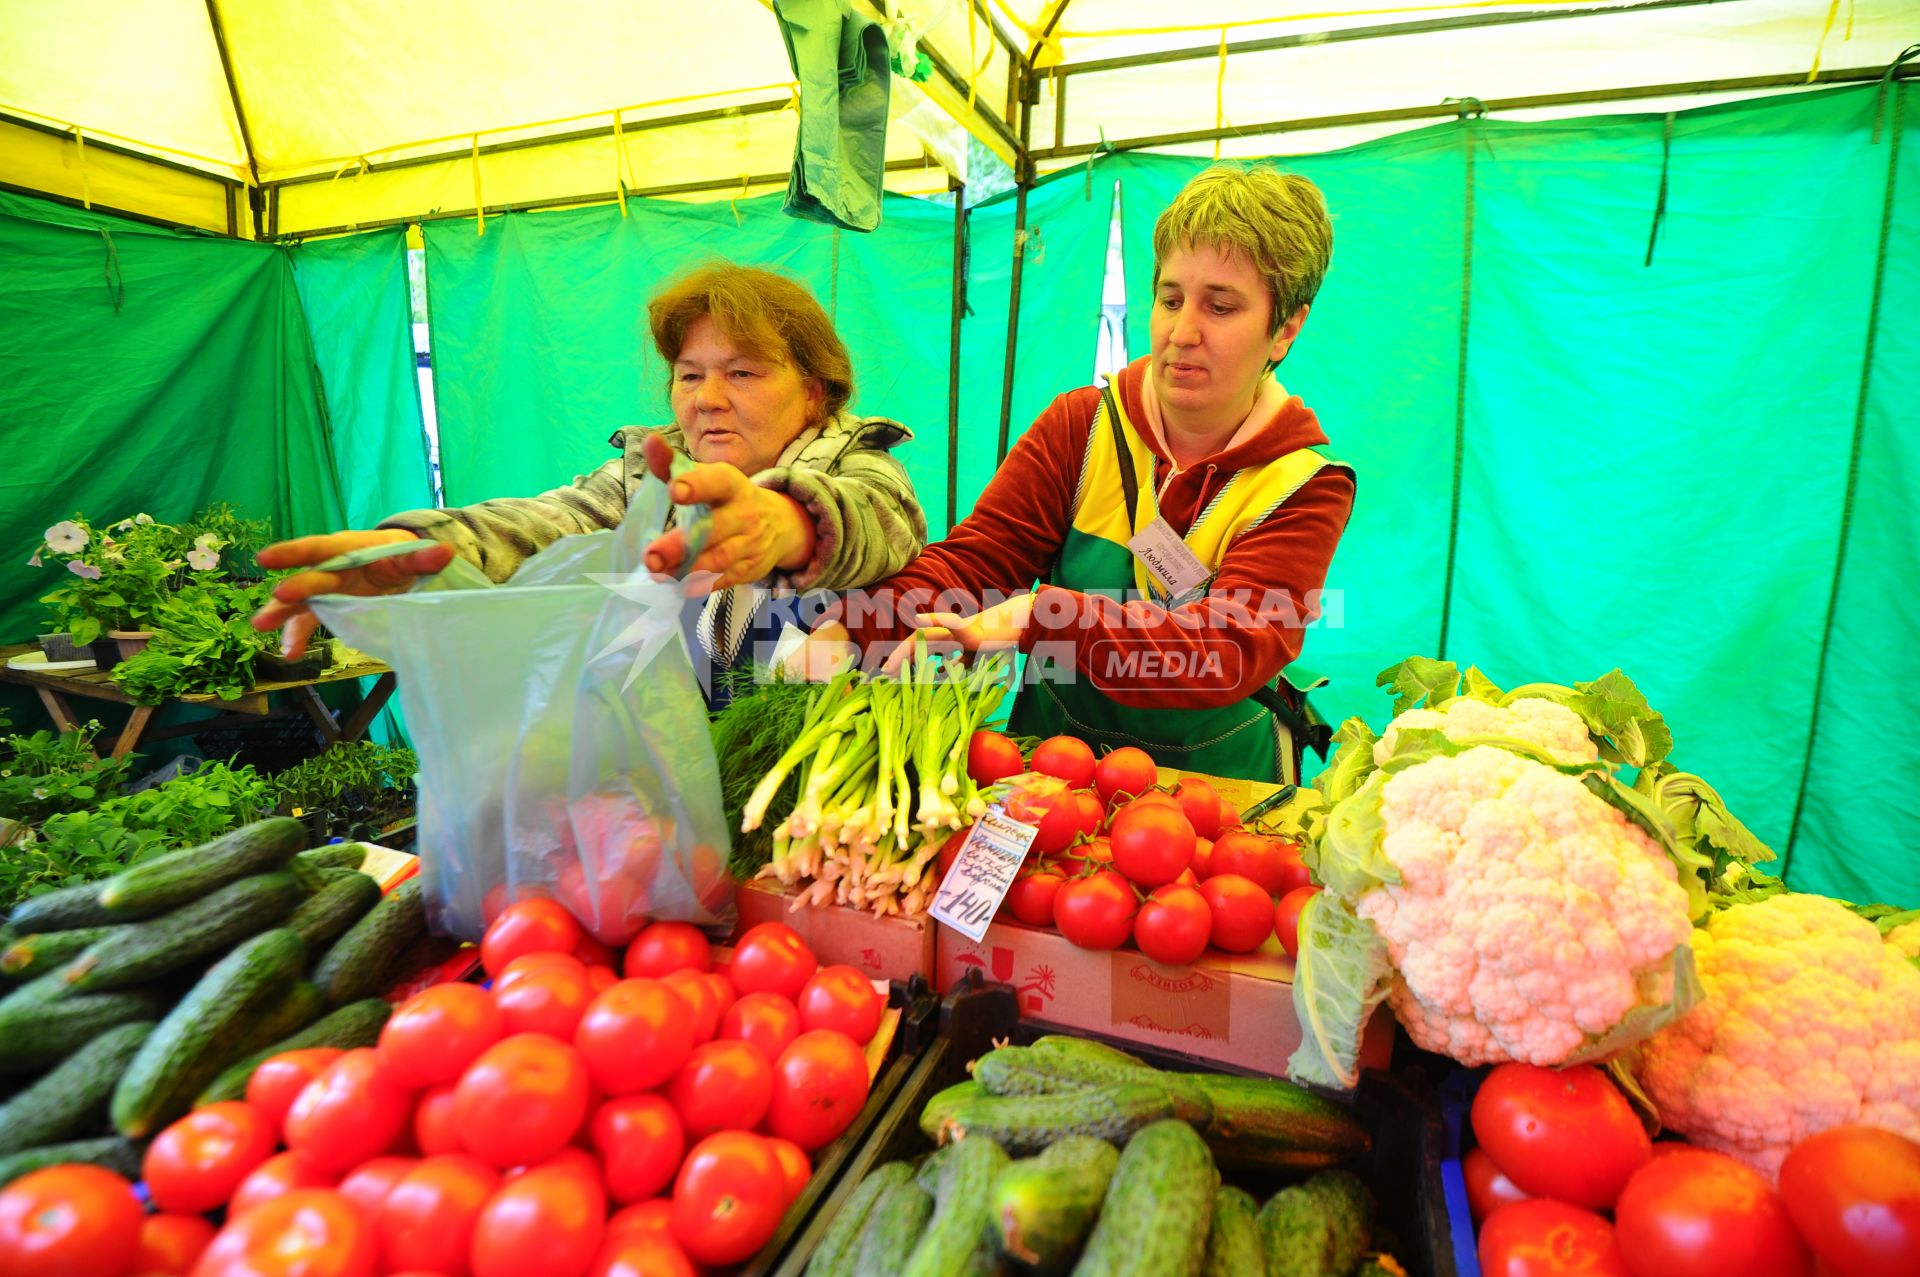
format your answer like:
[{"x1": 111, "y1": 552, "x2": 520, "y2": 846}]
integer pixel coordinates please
[{"x1": 822, "y1": 162, "x2": 1355, "y2": 784}]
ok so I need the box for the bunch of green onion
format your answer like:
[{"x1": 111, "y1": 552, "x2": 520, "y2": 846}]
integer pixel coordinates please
[{"x1": 741, "y1": 648, "x2": 1015, "y2": 916}]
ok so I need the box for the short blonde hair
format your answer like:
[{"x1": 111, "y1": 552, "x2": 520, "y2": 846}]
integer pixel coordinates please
[
  {"x1": 648, "y1": 262, "x2": 854, "y2": 420},
  {"x1": 1152, "y1": 163, "x2": 1333, "y2": 334}
]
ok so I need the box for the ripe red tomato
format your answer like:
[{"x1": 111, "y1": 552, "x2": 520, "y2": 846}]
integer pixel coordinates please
[
  {"x1": 623, "y1": 921, "x2": 712, "y2": 979},
  {"x1": 592, "y1": 1094, "x2": 686, "y2": 1204},
  {"x1": 453, "y1": 1034, "x2": 591, "y2": 1169},
  {"x1": 336, "y1": 1157, "x2": 416, "y2": 1223},
  {"x1": 1108, "y1": 802, "x2": 1195, "y2": 888},
  {"x1": 1206, "y1": 831, "x2": 1290, "y2": 893},
  {"x1": 285, "y1": 1048, "x2": 414, "y2": 1175},
  {"x1": 1005, "y1": 866, "x2": 1066, "y2": 927},
  {"x1": 135, "y1": 1212, "x2": 216, "y2": 1276},
  {"x1": 1171, "y1": 777, "x2": 1221, "y2": 838},
  {"x1": 1478, "y1": 1198, "x2": 1629, "y2": 1277},
  {"x1": 0, "y1": 1165, "x2": 144, "y2": 1277},
  {"x1": 591, "y1": 1235, "x2": 698, "y2": 1277},
  {"x1": 605, "y1": 1199, "x2": 674, "y2": 1246},
  {"x1": 469, "y1": 1164, "x2": 606, "y2": 1277},
  {"x1": 720, "y1": 990, "x2": 803, "y2": 1059},
  {"x1": 729, "y1": 923, "x2": 818, "y2": 1001},
  {"x1": 1053, "y1": 870, "x2": 1138, "y2": 950},
  {"x1": 375, "y1": 1154, "x2": 499, "y2": 1277},
  {"x1": 765, "y1": 1137, "x2": 811, "y2": 1205},
  {"x1": 1030, "y1": 736, "x2": 1096, "y2": 790},
  {"x1": 1464, "y1": 1146, "x2": 1532, "y2": 1224},
  {"x1": 196, "y1": 1189, "x2": 375, "y2": 1277},
  {"x1": 144, "y1": 1100, "x2": 276, "y2": 1214},
  {"x1": 381, "y1": 984, "x2": 503, "y2": 1088},
  {"x1": 584, "y1": 964, "x2": 619, "y2": 996},
  {"x1": 572, "y1": 931, "x2": 617, "y2": 969},
  {"x1": 1778, "y1": 1125, "x2": 1920, "y2": 1277},
  {"x1": 1080, "y1": 836, "x2": 1113, "y2": 865},
  {"x1": 1092, "y1": 746, "x2": 1157, "y2": 805},
  {"x1": 481, "y1": 899, "x2": 584, "y2": 979},
  {"x1": 966, "y1": 729, "x2": 1025, "y2": 786},
  {"x1": 702, "y1": 972, "x2": 736, "y2": 1020},
  {"x1": 1216, "y1": 796, "x2": 1241, "y2": 830},
  {"x1": 1273, "y1": 885, "x2": 1321, "y2": 958},
  {"x1": 670, "y1": 1132, "x2": 787, "y2": 1266},
  {"x1": 1133, "y1": 883, "x2": 1213, "y2": 965},
  {"x1": 575, "y1": 978, "x2": 696, "y2": 1094},
  {"x1": 493, "y1": 950, "x2": 588, "y2": 991},
  {"x1": 668, "y1": 1039, "x2": 774, "y2": 1137},
  {"x1": 246, "y1": 1048, "x2": 343, "y2": 1142},
  {"x1": 1197, "y1": 873, "x2": 1275, "y2": 952},
  {"x1": 1006, "y1": 782, "x2": 1082, "y2": 857},
  {"x1": 1191, "y1": 838, "x2": 1213, "y2": 878},
  {"x1": 1614, "y1": 1147, "x2": 1809, "y2": 1277},
  {"x1": 1271, "y1": 841, "x2": 1312, "y2": 896},
  {"x1": 229, "y1": 1151, "x2": 336, "y2": 1218},
  {"x1": 1075, "y1": 791, "x2": 1105, "y2": 841},
  {"x1": 660, "y1": 968, "x2": 721, "y2": 1043},
  {"x1": 936, "y1": 826, "x2": 971, "y2": 879},
  {"x1": 412, "y1": 1082, "x2": 464, "y2": 1155},
  {"x1": 797, "y1": 965, "x2": 884, "y2": 1044},
  {"x1": 766, "y1": 1030, "x2": 871, "y2": 1151},
  {"x1": 1471, "y1": 1063, "x2": 1650, "y2": 1210},
  {"x1": 494, "y1": 958, "x2": 594, "y2": 1041}
]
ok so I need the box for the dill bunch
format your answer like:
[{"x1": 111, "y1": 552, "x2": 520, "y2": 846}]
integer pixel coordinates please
[{"x1": 709, "y1": 666, "x2": 820, "y2": 880}]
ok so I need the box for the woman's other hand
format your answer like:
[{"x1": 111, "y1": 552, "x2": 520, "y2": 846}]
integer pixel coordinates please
[
  {"x1": 883, "y1": 594, "x2": 1034, "y2": 674},
  {"x1": 640, "y1": 432, "x2": 814, "y2": 595},
  {"x1": 251, "y1": 529, "x2": 455, "y2": 657}
]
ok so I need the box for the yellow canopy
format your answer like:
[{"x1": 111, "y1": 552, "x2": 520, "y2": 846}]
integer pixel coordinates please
[{"x1": 0, "y1": 0, "x2": 1909, "y2": 236}]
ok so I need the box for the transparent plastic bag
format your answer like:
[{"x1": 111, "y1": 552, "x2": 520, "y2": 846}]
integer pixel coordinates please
[{"x1": 313, "y1": 477, "x2": 733, "y2": 943}]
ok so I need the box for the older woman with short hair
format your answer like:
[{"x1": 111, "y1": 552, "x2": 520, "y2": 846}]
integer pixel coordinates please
[{"x1": 254, "y1": 261, "x2": 927, "y2": 706}]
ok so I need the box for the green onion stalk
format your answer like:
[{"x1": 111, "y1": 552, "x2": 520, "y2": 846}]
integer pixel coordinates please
[{"x1": 742, "y1": 649, "x2": 1015, "y2": 916}]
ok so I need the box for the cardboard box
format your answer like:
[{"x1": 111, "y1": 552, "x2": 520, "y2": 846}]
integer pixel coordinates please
[
  {"x1": 935, "y1": 918, "x2": 1393, "y2": 1080},
  {"x1": 733, "y1": 879, "x2": 936, "y2": 985}
]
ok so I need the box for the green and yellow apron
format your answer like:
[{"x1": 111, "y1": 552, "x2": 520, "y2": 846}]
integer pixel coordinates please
[{"x1": 1007, "y1": 385, "x2": 1353, "y2": 784}]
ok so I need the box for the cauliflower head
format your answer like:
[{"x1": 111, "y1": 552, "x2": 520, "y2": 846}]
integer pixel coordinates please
[
  {"x1": 1888, "y1": 919, "x2": 1920, "y2": 962},
  {"x1": 1374, "y1": 696, "x2": 1600, "y2": 768},
  {"x1": 1634, "y1": 893, "x2": 1920, "y2": 1181},
  {"x1": 1357, "y1": 745, "x2": 1693, "y2": 1066}
]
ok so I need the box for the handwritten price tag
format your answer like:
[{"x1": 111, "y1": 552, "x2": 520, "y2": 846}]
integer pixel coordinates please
[{"x1": 929, "y1": 806, "x2": 1040, "y2": 942}]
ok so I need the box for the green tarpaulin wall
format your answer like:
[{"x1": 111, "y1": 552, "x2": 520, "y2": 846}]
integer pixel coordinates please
[{"x1": 1, "y1": 82, "x2": 1911, "y2": 905}]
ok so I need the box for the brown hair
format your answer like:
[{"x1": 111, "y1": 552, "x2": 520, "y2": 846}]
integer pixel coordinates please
[
  {"x1": 1152, "y1": 162, "x2": 1334, "y2": 334},
  {"x1": 647, "y1": 262, "x2": 853, "y2": 420}
]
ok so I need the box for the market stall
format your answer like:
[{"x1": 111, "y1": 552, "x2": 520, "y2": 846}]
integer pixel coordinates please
[{"x1": 3, "y1": 2, "x2": 1919, "y2": 1276}]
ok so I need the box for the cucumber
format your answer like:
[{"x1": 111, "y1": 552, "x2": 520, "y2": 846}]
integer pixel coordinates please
[
  {"x1": 284, "y1": 872, "x2": 381, "y2": 952},
  {"x1": 0, "y1": 1136, "x2": 145, "y2": 1187},
  {"x1": 313, "y1": 877, "x2": 425, "y2": 1006},
  {"x1": 197, "y1": 998, "x2": 391, "y2": 1105},
  {"x1": 1201, "y1": 1187, "x2": 1265, "y2": 1277},
  {"x1": 8, "y1": 881, "x2": 122, "y2": 931},
  {"x1": 234, "y1": 980, "x2": 326, "y2": 1055},
  {"x1": 1072, "y1": 1120, "x2": 1217, "y2": 1277},
  {"x1": 1189, "y1": 1074, "x2": 1370, "y2": 1173},
  {"x1": 111, "y1": 928, "x2": 305, "y2": 1137},
  {"x1": 902, "y1": 1133, "x2": 1008, "y2": 1277},
  {"x1": 65, "y1": 872, "x2": 303, "y2": 992},
  {"x1": 853, "y1": 1178, "x2": 936, "y2": 1277},
  {"x1": 807, "y1": 1162, "x2": 913, "y2": 1277},
  {"x1": 991, "y1": 1136, "x2": 1120, "y2": 1273},
  {"x1": 297, "y1": 844, "x2": 368, "y2": 871},
  {"x1": 1029, "y1": 1035, "x2": 1149, "y2": 1068},
  {"x1": 940, "y1": 1086, "x2": 1176, "y2": 1154},
  {"x1": 0, "y1": 1022, "x2": 154, "y2": 1155},
  {"x1": 0, "y1": 975, "x2": 165, "y2": 1073},
  {"x1": 1257, "y1": 1171, "x2": 1374, "y2": 1277},
  {"x1": 98, "y1": 817, "x2": 307, "y2": 917},
  {"x1": 915, "y1": 1145, "x2": 955, "y2": 1195},
  {"x1": 1, "y1": 926, "x2": 122, "y2": 978},
  {"x1": 972, "y1": 1046, "x2": 1214, "y2": 1127},
  {"x1": 919, "y1": 1079, "x2": 987, "y2": 1141}
]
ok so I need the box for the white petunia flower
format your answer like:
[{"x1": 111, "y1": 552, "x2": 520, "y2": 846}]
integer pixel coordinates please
[
  {"x1": 44, "y1": 521, "x2": 88, "y2": 553},
  {"x1": 193, "y1": 532, "x2": 224, "y2": 552},
  {"x1": 187, "y1": 548, "x2": 221, "y2": 571},
  {"x1": 133, "y1": 513, "x2": 154, "y2": 525}
]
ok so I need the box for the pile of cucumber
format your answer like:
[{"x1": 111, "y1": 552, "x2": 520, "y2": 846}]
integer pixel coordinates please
[
  {"x1": 0, "y1": 817, "x2": 428, "y2": 1185},
  {"x1": 808, "y1": 1036, "x2": 1407, "y2": 1277}
]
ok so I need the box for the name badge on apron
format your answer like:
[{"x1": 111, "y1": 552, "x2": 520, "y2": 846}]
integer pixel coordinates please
[{"x1": 1126, "y1": 516, "x2": 1211, "y2": 605}]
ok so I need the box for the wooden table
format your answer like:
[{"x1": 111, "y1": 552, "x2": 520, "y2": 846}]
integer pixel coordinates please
[{"x1": 0, "y1": 642, "x2": 398, "y2": 759}]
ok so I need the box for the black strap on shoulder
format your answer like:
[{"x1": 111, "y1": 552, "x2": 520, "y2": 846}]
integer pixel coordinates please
[{"x1": 1102, "y1": 383, "x2": 1140, "y2": 533}]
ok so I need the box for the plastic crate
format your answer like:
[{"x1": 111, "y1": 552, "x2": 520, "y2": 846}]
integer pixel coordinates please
[{"x1": 768, "y1": 975, "x2": 1463, "y2": 1277}]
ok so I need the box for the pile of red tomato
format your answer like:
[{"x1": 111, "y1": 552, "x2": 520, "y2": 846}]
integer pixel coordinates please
[
  {"x1": 0, "y1": 904, "x2": 884, "y2": 1277},
  {"x1": 960, "y1": 732, "x2": 1321, "y2": 966},
  {"x1": 1466, "y1": 1062, "x2": 1920, "y2": 1277}
]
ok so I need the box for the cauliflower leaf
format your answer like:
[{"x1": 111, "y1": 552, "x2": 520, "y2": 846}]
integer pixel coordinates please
[{"x1": 1287, "y1": 891, "x2": 1394, "y2": 1089}]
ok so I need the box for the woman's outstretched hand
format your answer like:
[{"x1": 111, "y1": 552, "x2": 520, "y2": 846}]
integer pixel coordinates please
[{"x1": 251, "y1": 529, "x2": 455, "y2": 657}]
